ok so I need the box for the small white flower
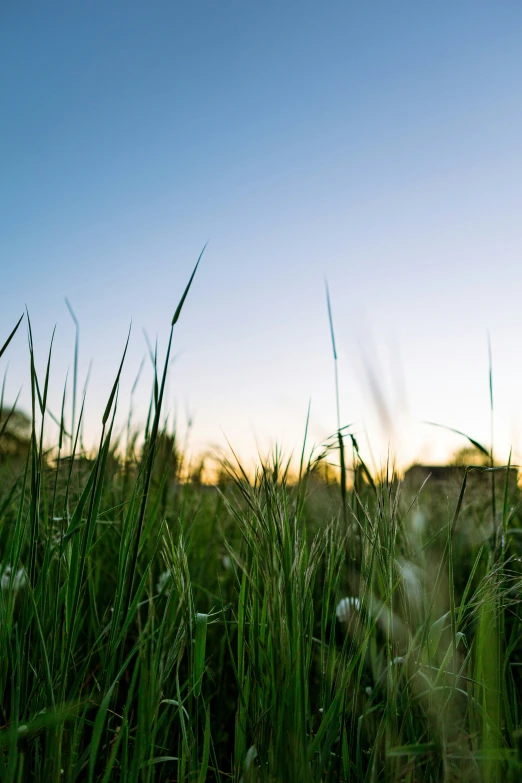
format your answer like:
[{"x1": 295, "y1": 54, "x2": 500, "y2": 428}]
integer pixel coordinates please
[
  {"x1": 221, "y1": 554, "x2": 232, "y2": 570},
  {"x1": 397, "y1": 558, "x2": 423, "y2": 614},
  {"x1": 336, "y1": 597, "x2": 361, "y2": 624},
  {"x1": 0, "y1": 564, "x2": 26, "y2": 592},
  {"x1": 411, "y1": 511, "x2": 426, "y2": 535},
  {"x1": 13, "y1": 569, "x2": 25, "y2": 590},
  {"x1": 156, "y1": 570, "x2": 171, "y2": 594},
  {"x1": 1, "y1": 565, "x2": 13, "y2": 590}
]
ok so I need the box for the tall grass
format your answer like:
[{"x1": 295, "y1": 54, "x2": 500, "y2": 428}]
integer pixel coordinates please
[{"x1": 1, "y1": 273, "x2": 522, "y2": 781}]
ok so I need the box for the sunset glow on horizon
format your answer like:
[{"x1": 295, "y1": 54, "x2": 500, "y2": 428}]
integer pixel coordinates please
[{"x1": 3, "y1": 1, "x2": 522, "y2": 473}]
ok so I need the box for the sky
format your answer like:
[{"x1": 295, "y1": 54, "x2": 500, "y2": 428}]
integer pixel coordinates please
[{"x1": 2, "y1": 1, "x2": 522, "y2": 473}]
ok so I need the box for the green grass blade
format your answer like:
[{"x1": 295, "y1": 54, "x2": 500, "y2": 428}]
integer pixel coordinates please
[{"x1": 0, "y1": 314, "x2": 24, "y2": 360}]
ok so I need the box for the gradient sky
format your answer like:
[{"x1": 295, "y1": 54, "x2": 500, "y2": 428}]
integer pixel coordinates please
[{"x1": 2, "y1": 1, "x2": 522, "y2": 472}]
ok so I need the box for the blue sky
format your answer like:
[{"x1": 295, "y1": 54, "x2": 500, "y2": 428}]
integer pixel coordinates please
[{"x1": 2, "y1": 1, "x2": 522, "y2": 470}]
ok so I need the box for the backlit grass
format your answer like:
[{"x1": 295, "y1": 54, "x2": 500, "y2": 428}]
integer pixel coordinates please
[{"x1": 1, "y1": 266, "x2": 522, "y2": 782}]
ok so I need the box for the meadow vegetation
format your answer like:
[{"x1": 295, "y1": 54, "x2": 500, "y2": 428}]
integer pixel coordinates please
[{"x1": 1, "y1": 268, "x2": 522, "y2": 782}]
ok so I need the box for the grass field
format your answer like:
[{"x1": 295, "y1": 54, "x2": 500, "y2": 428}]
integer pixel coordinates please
[{"x1": 1, "y1": 272, "x2": 522, "y2": 782}]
